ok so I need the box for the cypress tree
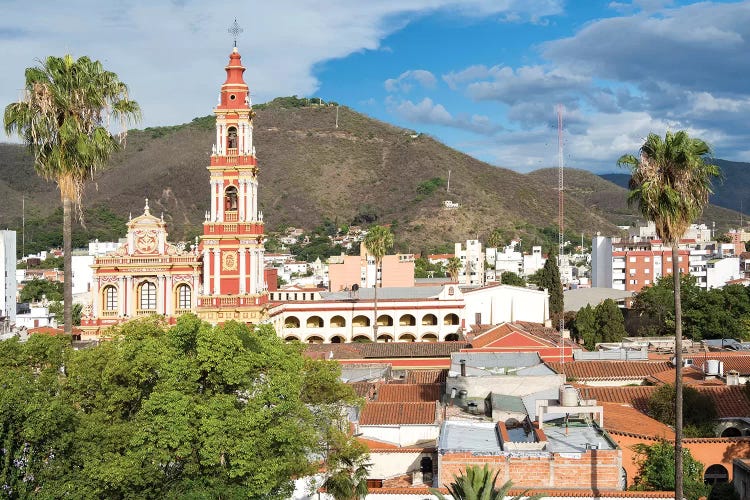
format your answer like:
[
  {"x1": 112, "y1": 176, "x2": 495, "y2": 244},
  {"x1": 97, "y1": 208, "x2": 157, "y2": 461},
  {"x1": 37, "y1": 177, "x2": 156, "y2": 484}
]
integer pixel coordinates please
[{"x1": 541, "y1": 254, "x2": 564, "y2": 320}]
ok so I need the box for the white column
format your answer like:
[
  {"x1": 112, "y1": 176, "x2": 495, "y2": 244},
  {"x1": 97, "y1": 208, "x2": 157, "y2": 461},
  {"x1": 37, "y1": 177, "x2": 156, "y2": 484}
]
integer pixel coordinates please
[
  {"x1": 119, "y1": 276, "x2": 126, "y2": 316},
  {"x1": 239, "y1": 248, "x2": 246, "y2": 294},
  {"x1": 251, "y1": 181, "x2": 258, "y2": 220},
  {"x1": 219, "y1": 124, "x2": 225, "y2": 155},
  {"x1": 249, "y1": 249, "x2": 256, "y2": 294},
  {"x1": 258, "y1": 248, "x2": 265, "y2": 291},
  {"x1": 213, "y1": 249, "x2": 221, "y2": 295},
  {"x1": 156, "y1": 275, "x2": 165, "y2": 315},
  {"x1": 202, "y1": 249, "x2": 210, "y2": 295},
  {"x1": 245, "y1": 180, "x2": 252, "y2": 221},
  {"x1": 166, "y1": 276, "x2": 173, "y2": 315},
  {"x1": 238, "y1": 180, "x2": 246, "y2": 221},
  {"x1": 92, "y1": 277, "x2": 99, "y2": 317},
  {"x1": 193, "y1": 274, "x2": 199, "y2": 308},
  {"x1": 126, "y1": 276, "x2": 133, "y2": 316},
  {"x1": 210, "y1": 180, "x2": 217, "y2": 221},
  {"x1": 215, "y1": 123, "x2": 221, "y2": 155},
  {"x1": 218, "y1": 182, "x2": 224, "y2": 222}
]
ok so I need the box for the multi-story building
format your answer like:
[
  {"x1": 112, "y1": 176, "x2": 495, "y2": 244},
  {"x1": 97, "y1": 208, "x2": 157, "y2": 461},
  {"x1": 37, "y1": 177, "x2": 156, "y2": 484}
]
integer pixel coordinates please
[
  {"x1": 328, "y1": 242, "x2": 415, "y2": 291},
  {"x1": 0, "y1": 230, "x2": 16, "y2": 325},
  {"x1": 592, "y1": 233, "x2": 741, "y2": 292},
  {"x1": 454, "y1": 240, "x2": 484, "y2": 286}
]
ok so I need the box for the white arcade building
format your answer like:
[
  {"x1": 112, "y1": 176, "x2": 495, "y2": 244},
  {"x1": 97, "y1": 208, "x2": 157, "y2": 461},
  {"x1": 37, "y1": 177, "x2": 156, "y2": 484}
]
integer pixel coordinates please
[{"x1": 267, "y1": 282, "x2": 550, "y2": 343}]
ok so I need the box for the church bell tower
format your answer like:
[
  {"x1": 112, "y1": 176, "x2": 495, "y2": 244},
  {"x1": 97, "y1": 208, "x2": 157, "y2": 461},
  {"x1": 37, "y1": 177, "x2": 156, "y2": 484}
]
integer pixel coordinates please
[{"x1": 197, "y1": 46, "x2": 268, "y2": 323}]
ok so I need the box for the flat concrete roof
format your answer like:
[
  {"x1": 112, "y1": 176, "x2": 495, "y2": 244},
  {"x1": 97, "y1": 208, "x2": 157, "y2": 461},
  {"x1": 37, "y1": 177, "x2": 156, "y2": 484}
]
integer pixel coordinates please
[
  {"x1": 439, "y1": 421, "x2": 502, "y2": 454},
  {"x1": 439, "y1": 419, "x2": 615, "y2": 455}
]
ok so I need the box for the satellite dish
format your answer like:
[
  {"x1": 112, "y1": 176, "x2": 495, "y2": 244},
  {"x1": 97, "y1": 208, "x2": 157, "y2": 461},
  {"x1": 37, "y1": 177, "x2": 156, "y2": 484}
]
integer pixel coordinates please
[{"x1": 352, "y1": 284, "x2": 360, "y2": 291}]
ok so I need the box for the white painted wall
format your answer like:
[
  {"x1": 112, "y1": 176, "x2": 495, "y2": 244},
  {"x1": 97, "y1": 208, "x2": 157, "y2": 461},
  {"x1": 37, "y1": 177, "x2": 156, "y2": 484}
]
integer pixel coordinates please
[
  {"x1": 71, "y1": 255, "x2": 94, "y2": 295},
  {"x1": 358, "y1": 424, "x2": 439, "y2": 447},
  {"x1": 0, "y1": 231, "x2": 16, "y2": 323},
  {"x1": 369, "y1": 452, "x2": 429, "y2": 479},
  {"x1": 445, "y1": 374, "x2": 564, "y2": 399}
]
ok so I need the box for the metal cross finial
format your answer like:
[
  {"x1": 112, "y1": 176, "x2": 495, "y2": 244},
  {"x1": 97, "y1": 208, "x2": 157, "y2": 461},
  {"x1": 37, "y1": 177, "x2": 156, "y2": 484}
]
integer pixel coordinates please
[{"x1": 228, "y1": 19, "x2": 243, "y2": 48}]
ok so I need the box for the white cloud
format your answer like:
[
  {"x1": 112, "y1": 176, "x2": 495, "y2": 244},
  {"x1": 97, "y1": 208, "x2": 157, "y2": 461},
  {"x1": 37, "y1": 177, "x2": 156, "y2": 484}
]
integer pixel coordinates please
[
  {"x1": 0, "y1": 0, "x2": 563, "y2": 129},
  {"x1": 388, "y1": 97, "x2": 502, "y2": 135},
  {"x1": 384, "y1": 70, "x2": 437, "y2": 93}
]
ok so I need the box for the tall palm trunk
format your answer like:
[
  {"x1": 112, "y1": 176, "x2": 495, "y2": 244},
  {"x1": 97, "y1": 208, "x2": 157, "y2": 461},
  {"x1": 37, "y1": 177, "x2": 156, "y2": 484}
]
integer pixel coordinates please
[
  {"x1": 63, "y1": 197, "x2": 73, "y2": 335},
  {"x1": 372, "y1": 259, "x2": 379, "y2": 341},
  {"x1": 672, "y1": 244, "x2": 683, "y2": 500}
]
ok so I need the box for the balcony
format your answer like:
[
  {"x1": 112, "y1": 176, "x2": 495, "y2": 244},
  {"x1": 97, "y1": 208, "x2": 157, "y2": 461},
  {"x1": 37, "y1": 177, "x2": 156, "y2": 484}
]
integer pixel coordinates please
[
  {"x1": 101, "y1": 310, "x2": 119, "y2": 318},
  {"x1": 224, "y1": 210, "x2": 238, "y2": 222},
  {"x1": 226, "y1": 147, "x2": 238, "y2": 162}
]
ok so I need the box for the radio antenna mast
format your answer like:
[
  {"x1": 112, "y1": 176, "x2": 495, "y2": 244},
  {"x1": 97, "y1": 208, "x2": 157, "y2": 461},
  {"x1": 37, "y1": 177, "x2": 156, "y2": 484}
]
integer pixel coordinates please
[{"x1": 557, "y1": 104, "x2": 565, "y2": 365}]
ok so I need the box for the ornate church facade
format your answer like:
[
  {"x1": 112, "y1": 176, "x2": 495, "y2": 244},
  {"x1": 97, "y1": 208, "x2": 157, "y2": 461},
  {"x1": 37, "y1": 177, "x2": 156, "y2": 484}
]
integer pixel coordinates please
[{"x1": 81, "y1": 47, "x2": 270, "y2": 336}]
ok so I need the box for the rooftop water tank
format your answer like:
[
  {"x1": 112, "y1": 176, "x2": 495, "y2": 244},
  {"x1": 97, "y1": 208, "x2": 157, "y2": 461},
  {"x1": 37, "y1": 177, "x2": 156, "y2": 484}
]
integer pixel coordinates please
[
  {"x1": 560, "y1": 384, "x2": 578, "y2": 407},
  {"x1": 706, "y1": 359, "x2": 721, "y2": 376}
]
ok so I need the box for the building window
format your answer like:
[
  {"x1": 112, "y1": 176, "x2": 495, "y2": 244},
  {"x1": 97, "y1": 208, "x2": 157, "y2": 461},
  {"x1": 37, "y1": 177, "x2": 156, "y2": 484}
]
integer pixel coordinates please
[
  {"x1": 644, "y1": 257, "x2": 650, "y2": 262},
  {"x1": 104, "y1": 286, "x2": 118, "y2": 311},
  {"x1": 177, "y1": 284, "x2": 191, "y2": 309},
  {"x1": 645, "y1": 280, "x2": 650, "y2": 285},
  {"x1": 139, "y1": 281, "x2": 157, "y2": 310},
  {"x1": 629, "y1": 257, "x2": 636, "y2": 262},
  {"x1": 644, "y1": 269, "x2": 650, "y2": 274}
]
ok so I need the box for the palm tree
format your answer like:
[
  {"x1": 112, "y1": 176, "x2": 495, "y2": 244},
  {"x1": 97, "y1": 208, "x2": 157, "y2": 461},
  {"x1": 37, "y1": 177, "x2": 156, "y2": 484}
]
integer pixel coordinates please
[
  {"x1": 362, "y1": 225, "x2": 393, "y2": 340},
  {"x1": 430, "y1": 464, "x2": 541, "y2": 500},
  {"x1": 446, "y1": 257, "x2": 462, "y2": 283},
  {"x1": 5, "y1": 55, "x2": 140, "y2": 335},
  {"x1": 617, "y1": 130, "x2": 719, "y2": 500},
  {"x1": 322, "y1": 429, "x2": 371, "y2": 500}
]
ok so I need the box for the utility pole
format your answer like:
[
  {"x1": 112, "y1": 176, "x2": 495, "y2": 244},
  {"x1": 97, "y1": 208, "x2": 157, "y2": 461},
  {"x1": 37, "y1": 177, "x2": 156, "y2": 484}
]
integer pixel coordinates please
[
  {"x1": 335, "y1": 105, "x2": 339, "y2": 128},
  {"x1": 447, "y1": 169, "x2": 451, "y2": 193},
  {"x1": 557, "y1": 104, "x2": 565, "y2": 365}
]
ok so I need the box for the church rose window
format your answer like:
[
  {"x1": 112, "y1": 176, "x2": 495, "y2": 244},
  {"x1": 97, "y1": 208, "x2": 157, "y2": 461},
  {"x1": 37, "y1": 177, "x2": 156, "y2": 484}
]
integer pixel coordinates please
[
  {"x1": 104, "y1": 286, "x2": 118, "y2": 311},
  {"x1": 177, "y1": 284, "x2": 191, "y2": 309},
  {"x1": 139, "y1": 282, "x2": 157, "y2": 310}
]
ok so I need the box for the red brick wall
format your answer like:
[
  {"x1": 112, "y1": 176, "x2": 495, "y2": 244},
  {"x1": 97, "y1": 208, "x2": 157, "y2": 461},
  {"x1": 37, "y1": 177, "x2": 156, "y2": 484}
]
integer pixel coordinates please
[{"x1": 439, "y1": 449, "x2": 622, "y2": 489}]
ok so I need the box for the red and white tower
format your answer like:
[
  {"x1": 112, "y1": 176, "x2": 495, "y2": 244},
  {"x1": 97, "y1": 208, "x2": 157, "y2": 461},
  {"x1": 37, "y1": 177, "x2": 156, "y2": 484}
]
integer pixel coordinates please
[{"x1": 197, "y1": 47, "x2": 268, "y2": 323}]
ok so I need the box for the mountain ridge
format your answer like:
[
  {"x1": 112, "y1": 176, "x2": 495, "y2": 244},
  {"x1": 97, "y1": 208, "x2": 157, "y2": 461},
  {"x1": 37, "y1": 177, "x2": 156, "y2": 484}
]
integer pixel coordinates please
[{"x1": 0, "y1": 103, "x2": 743, "y2": 252}]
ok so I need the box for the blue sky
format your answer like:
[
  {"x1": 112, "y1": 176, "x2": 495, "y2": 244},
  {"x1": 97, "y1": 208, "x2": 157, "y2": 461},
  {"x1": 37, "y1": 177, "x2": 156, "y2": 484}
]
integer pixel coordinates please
[{"x1": 2, "y1": 0, "x2": 749, "y2": 174}]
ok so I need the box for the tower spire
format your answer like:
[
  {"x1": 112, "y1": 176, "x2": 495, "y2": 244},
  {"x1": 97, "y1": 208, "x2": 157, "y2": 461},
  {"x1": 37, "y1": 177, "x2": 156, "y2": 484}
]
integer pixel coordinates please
[{"x1": 228, "y1": 19, "x2": 243, "y2": 48}]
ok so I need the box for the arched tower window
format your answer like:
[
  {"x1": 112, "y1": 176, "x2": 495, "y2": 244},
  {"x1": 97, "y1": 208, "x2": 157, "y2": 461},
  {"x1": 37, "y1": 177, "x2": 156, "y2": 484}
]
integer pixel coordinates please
[
  {"x1": 176, "y1": 284, "x2": 191, "y2": 309},
  {"x1": 103, "y1": 286, "x2": 118, "y2": 311},
  {"x1": 227, "y1": 126, "x2": 238, "y2": 149},
  {"x1": 139, "y1": 282, "x2": 157, "y2": 311},
  {"x1": 225, "y1": 186, "x2": 238, "y2": 211}
]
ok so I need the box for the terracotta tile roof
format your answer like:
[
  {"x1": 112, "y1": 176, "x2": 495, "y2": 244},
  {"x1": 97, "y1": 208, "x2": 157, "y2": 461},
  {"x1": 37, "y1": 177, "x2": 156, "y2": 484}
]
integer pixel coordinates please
[
  {"x1": 547, "y1": 360, "x2": 672, "y2": 381},
  {"x1": 470, "y1": 322, "x2": 577, "y2": 349},
  {"x1": 359, "y1": 402, "x2": 438, "y2": 425},
  {"x1": 376, "y1": 383, "x2": 442, "y2": 403},
  {"x1": 404, "y1": 369, "x2": 447, "y2": 384},
  {"x1": 600, "y1": 402, "x2": 674, "y2": 439},
  {"x1": 305, "y1": 341, "x2": 468, "y2": 360},
  {"x1": 646, "y1": 366, "x2": 712, "y2": 386},
  {"x1": 696, "y1": 386, "x2": 750, "y2": 418},
  {"x1": 695, "y1": 353, "x2": 750, "y2": 375},
  {"x1": 355, "y1": 436, "x2": 436, "y2": 452},
  {"x1": 579, "y1": 385, "x2": 750, "y2": 419},
  {"x1": 349, "y1": 381, "x2": 375, "y2": 398},
  {"x1": 578, "y1": 386, "x2": 658, "y2": 413}
]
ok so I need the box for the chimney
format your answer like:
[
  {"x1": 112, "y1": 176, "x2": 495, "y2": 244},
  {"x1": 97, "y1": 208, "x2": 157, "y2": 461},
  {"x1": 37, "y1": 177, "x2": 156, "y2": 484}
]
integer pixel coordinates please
[{"x1": 460, "y1": 359, "x2": 466, "y2": 377}]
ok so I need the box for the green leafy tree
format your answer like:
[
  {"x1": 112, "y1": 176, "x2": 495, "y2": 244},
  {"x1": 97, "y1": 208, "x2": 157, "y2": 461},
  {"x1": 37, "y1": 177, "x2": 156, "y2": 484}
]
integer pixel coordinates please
[
  {"x1": 631, "y1": 441, "x2": 710, "y2": 500},
  {"x1": 647, "y1": 384, "x2": 718, "y2": 437},
  {"x1": 5, "y1": 54, "x2": 141, "y2": 335},
  {"x1": 363, "y1": 225, "x2": 394, "y2": 340},
  {"x1": 595, "y1": 299, "x2": 626, "y2": 343},
  {"x1": 430, "y1": 464, "x2": 541, "y2": 500},
  {"x1": 0, "y1": 315, "x2": 359, "y2": 498},
  {"x1": 618, "y1": 130, "x2": 719, "y2": 500},
  {"x1": 539, "y1": 254, "x2": 563, "y2": 324},
  {"x1": 500, "y1": 271, "x2": 525, "y2": 287},
  {"x1": 414, "y1": 257, "x2": 446, "y2": 278},
  {"x1": 575, "y1": 304, "x2": 597, "y2": 350},
  {"x1": 487, "y1": 230, "x2": 504, "y2": 249},
  {"x1": 446, "y1": 257, "x2": 462, "y2": 283},
  {"x1": 19, "y1": 278, "x2": 63, "y2": 302}
]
